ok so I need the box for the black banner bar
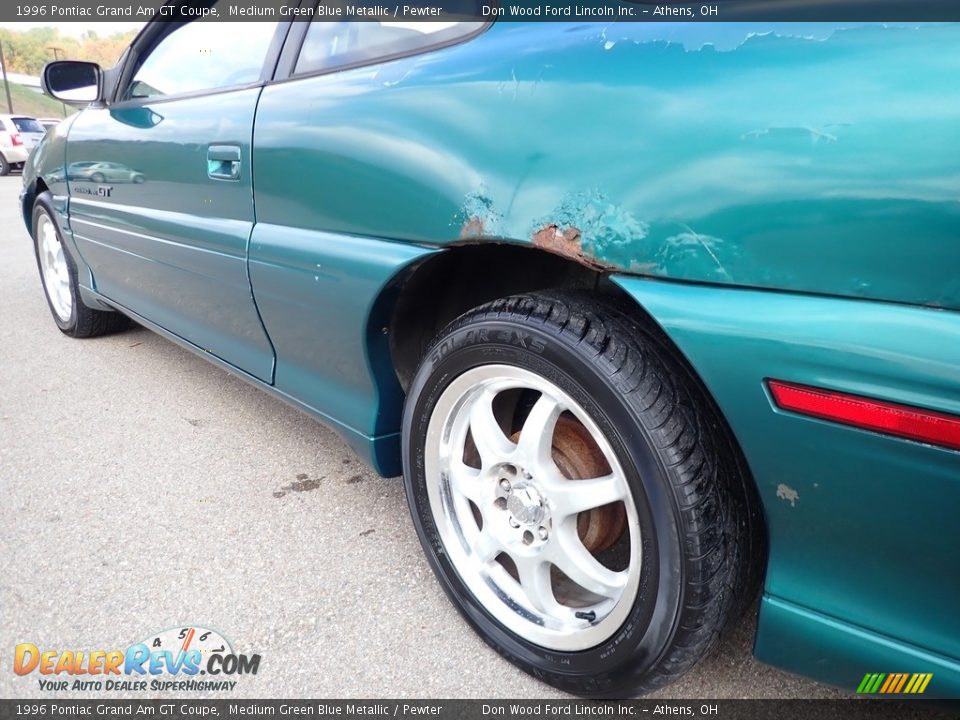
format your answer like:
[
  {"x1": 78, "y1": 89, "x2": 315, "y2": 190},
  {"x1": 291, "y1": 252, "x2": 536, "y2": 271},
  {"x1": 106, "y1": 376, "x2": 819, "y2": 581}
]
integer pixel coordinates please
[
  {"x1": 1, "y1": 700, "x2": 960, "y2": 720},
  {"x1": 3, "y1": 0, "x2": 960, "y2": 23}
]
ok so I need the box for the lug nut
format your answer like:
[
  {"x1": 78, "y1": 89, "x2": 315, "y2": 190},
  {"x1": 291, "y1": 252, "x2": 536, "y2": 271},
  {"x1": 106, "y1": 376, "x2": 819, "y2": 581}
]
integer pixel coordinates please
[
  {"x1": 537, "y1": 526, "x2": 549, "y2": 540},
  {"x1": 499, "y1": 478, "x2": 511, "y2": 492},
  {"x1": 508, "y1": 517, "x2": 520, "y2": 529}
]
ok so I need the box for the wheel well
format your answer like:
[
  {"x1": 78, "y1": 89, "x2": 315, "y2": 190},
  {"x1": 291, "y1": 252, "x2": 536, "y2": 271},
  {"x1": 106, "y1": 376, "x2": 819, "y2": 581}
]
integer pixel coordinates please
[
  {"x1": 384, "y1": 244, "x2": 767, "y2": 600},
  {"x1": 21, "y1": 177, "x2": 49, "y2": 234},
  {"x1": 388, "y1": 243, "x2": 637, "y2": 390}
]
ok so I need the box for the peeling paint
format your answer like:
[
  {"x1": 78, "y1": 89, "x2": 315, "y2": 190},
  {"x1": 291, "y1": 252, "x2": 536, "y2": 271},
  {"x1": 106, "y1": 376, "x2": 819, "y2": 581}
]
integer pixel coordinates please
[
  {"x1": 742, "y1": 126, "x2": 841, "y2": 144},
  {"x1": 777, "y1": 484, "x2": 800, "y2": 507},
  {"x1": 533, "y1": 189, "x2": 651, "y2": 272},
  {"x1": 531, "y1": 223, "x2": 616, "y2": 270},
  {"x1": 456, "y1": 186, "x2": 503, "y2": 239},
  {"x1": 659, "y1": 225, "x2": 732, "y2": 281},
  {"x1": 454, "y1": 186, "x2": 660, "y2": 272},
  {"x1": 600, "y1": 26, "x2": 616, "y2": 50}
]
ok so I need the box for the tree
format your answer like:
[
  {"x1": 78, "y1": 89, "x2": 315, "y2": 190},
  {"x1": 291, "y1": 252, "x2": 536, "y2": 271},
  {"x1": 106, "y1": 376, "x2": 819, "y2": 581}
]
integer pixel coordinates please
[{"x1": 0, "y1": 26, "x2": 137, "y2": 75}]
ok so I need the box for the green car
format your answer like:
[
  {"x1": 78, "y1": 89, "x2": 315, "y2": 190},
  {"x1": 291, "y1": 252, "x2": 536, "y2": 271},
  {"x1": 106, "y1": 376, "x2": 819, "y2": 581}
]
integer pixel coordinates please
[{"x1": 21, "y1": 7, "x2": 960, "y2": 698}]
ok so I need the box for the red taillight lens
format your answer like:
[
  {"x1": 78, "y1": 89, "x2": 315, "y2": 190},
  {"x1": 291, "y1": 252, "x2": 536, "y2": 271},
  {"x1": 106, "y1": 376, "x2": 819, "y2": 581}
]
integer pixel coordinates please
[
  {"x1": 768, "y1": 380, "x2": 960, "y2": 451},
  {"x1": 11, "y1": 134, "x2": 23, "y2": 146}
]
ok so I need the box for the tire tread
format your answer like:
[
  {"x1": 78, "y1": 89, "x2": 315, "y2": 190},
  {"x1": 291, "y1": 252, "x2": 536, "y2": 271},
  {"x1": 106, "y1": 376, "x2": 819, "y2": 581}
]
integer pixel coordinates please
[{"x1": 435, "y1": 291, "x2": 763, "y2": 696}]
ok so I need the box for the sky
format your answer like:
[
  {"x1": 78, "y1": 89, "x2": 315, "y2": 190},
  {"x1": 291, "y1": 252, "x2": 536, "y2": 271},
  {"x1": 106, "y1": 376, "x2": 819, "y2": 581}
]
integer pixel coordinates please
[{"x1": 0, "y1": 22, "x2": 144, "y2": 36}]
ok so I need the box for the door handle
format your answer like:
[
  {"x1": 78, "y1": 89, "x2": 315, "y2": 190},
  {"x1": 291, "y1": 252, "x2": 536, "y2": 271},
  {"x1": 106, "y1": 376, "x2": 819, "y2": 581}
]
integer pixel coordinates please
[{"x1": 207, "y1": 145, "x2": 241, "y2": 181}]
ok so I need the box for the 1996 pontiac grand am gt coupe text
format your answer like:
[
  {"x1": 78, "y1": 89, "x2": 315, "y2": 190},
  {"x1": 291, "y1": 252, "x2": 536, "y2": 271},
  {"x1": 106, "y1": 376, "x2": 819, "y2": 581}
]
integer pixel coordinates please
[{"x1": 21, "y1": 4, "x2": 960, "y2": 697}]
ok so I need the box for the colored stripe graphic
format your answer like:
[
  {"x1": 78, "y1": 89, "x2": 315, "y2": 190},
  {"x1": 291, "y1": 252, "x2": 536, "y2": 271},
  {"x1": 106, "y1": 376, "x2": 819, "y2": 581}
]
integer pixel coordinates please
[
  {"x1": 869, "y1": 674, "x2": 886, "y2": 693},
  {"x1": 858, "y1": 672, "x2": 933, "y2": 694}
]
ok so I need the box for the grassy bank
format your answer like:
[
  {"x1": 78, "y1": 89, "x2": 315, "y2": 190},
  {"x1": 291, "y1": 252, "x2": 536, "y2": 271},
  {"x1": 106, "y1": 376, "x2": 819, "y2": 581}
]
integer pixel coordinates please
[{"x1": 0, "y1": 81, "x2": 66, "y2": 118}]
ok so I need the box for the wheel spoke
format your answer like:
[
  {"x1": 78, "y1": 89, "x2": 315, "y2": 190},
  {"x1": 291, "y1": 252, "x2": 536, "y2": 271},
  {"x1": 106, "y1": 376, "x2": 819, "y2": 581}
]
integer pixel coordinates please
[
  {"x1": 58, "y1": 285, "x2": 72, "y2": 316},
  {"x1": 550, "y1": 473, "x2": 626, "y2": 518},
  {"x1": 425, "y1": 364, "x2": 643, "y2": 651},
  {"x1": 471, "y1": 528, "x2": 502, "y2": 564},
  {"x1": 551, "y1": 524, "x2": 627, "y2": 599},
  {"x1": 515, "y1": 555, "x2": 563, "y2": 614},
  {"x1": 468, "y1": 389, "x2": 515, "y2": 467},
  {"x1": 516, "y1": 394, "x2": 563, "y2": 467},
  {"x1": 448, "y1": 461, "x2": 487, "y2": 507}
]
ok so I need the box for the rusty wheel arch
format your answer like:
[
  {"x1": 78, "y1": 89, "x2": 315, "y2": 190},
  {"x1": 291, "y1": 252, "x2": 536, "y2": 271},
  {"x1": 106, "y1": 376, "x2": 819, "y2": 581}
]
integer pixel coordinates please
[{"x1": 386, "y1": 241, "x2": 623, "y2": 391}]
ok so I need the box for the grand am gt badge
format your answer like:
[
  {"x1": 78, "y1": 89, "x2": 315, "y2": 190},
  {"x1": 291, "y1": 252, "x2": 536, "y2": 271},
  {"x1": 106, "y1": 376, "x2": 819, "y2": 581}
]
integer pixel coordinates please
[{"x1": 73, "y1": 184, "x2": 113, "y2": 197}]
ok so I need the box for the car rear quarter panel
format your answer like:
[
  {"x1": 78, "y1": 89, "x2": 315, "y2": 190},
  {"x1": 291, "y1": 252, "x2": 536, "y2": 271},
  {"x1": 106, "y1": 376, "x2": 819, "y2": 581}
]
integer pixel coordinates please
[
  {"x1": 253, "y1": 21, "x2": 960, "y2": 309},
  {"x1": 615, "y1": 276, "x2": 960, "y2": 688}
]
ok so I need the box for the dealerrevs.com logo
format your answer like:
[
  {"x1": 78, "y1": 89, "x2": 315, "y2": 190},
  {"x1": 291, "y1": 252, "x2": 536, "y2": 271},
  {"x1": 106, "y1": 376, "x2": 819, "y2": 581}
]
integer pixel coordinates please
[{"x1": 13, "y1": 626, "x2": 260, "y2": 692}]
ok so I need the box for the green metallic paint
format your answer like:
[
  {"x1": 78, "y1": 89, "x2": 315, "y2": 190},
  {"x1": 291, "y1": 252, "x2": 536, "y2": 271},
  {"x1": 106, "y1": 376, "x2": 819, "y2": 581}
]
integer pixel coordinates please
[
  {"x1": 21, "y1": 18, "x2": 960, "y2": 693},
  {"x1": 253, "y1": 22, "x2": 960, "y2": 310},
  {"x1": 21, "y1": 117, "x2": 87, "y2": 281},
  {"x1": 247, "y1": 224, "x2": 433, "y2": 458},
  {"x1": 756, "y1": 596, "x2": 960, "y2": 698},
  {"x1": 64, "y1": 92, "x2": 275, "y2": 382},
  {"x1": 613, "y1": 275, "x2": 960, "y2": 690}
]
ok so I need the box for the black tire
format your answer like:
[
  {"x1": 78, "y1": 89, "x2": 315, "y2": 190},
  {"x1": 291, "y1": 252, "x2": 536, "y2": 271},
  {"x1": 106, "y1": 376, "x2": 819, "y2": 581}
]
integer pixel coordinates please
[
  {"x1": 32, "y1": 192, "x2": 129, "y2": 338},
  {"x1": 0, "y1": 154, "x2": 10, "y2": 176},
  {"x1": 90, "y1": 172, "x2": 105, "y2": 183},
  {"x1": 402, "y1": 291, "x2": 762, "y2": 697}
]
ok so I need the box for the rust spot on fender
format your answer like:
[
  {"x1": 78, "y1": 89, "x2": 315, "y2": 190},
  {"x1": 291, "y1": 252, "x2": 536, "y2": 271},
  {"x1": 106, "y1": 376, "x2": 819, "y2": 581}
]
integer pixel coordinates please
[
  {"x1": 459, "y1": 216, "x2": 487, "y2": 239},
  {"x1": 532, "y1": 224, "x2": 616, "y2": 271}
]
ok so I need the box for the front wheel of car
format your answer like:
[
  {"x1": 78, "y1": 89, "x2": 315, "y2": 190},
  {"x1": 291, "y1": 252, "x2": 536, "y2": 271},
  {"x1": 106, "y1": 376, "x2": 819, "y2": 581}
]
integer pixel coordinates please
[
  {"x1": 402, "y1": 292, "x2": 761, "y2": 697},
  {"x1": 32, "y1": 192, "x2": 129, "y2": 338}
]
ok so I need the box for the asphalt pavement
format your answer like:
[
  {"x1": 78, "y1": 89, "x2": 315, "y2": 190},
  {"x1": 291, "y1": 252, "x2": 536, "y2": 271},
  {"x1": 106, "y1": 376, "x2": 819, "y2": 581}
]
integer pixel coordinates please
[{"x1": 0, "y1": 174, "x2": 842, "y2": 699}]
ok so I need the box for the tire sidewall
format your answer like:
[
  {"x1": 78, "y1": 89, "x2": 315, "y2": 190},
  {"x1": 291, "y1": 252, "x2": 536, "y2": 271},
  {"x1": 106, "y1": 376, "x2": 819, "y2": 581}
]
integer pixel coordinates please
[
  {"x1": 402, "y1": 315, "x2": 685, "y2": 693},
  {"x1": 0, "y1": 154, "x2": 10, "y2": 176},
  {"x1": 32, "y1": 195, "x2": 79, "y2": 333}
]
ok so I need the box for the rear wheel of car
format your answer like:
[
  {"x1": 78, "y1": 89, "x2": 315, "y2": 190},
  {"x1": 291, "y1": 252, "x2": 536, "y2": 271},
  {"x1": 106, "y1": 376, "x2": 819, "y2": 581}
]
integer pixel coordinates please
[
  {"x1": 90, "y1": 172, "x2": 105, "y2": 183},
  {"x1": 0, "y1": 154, "x2": 10, "y2": 176},
  {"x1": 402, "y1": 292, "x2": 760, "y2": 697},
  {"x1": 32, "y1": 192, "x2": 129, "y2": 338}
]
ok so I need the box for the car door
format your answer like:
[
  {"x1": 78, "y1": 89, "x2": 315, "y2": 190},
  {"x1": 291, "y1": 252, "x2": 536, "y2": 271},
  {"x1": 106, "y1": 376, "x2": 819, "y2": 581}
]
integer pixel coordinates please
[
  {"x1": 248, "y1": 8, "x2": 486, "y2": 452},
  {"x1": 66, "y1": 17, "x2": 287, "y2": 383}
]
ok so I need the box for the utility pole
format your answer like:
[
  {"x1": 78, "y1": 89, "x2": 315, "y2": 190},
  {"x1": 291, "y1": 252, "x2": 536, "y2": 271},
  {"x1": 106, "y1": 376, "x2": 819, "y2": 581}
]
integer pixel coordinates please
[
  {"x1": 0, "y1": 40, "x2": 13, "y2": 114},
  {"x1": 48, "y1": 46, "x2": 68, "y2": 117}
]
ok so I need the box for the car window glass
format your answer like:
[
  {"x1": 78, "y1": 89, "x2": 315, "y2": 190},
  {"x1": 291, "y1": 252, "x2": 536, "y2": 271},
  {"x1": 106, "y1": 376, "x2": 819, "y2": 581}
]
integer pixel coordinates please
[
  {"x1": 295, "y1": 3, "x2": 483, "y2": 74},
  {"x1": 12, "y1": 117, "x2": 45, "y2": 133},
  {"x1": 125, "y1": 19, "x2": 277, "y2": 100}
]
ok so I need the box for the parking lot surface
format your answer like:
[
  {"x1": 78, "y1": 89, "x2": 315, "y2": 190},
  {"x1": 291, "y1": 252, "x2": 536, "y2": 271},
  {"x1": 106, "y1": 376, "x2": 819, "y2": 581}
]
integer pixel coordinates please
[{"x1": 0, "y1": 175, "x2": 841, "y2": 699}]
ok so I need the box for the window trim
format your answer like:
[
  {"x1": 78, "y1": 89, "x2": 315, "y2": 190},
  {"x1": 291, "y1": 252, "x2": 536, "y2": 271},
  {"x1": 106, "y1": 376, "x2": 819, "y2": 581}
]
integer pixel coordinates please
[
  {"x1": 107, "y1": 12, "x2": 296, "y2": 109},
  {"x1": 272, "y1": 8, "x2": 493, "y2": 85}
]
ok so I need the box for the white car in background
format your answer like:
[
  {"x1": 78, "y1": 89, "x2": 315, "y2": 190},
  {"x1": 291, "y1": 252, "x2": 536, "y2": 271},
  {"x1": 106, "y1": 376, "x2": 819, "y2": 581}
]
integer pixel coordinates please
[{"x1": 0, "y1": 115, "x2": 46, "y2": 176}]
